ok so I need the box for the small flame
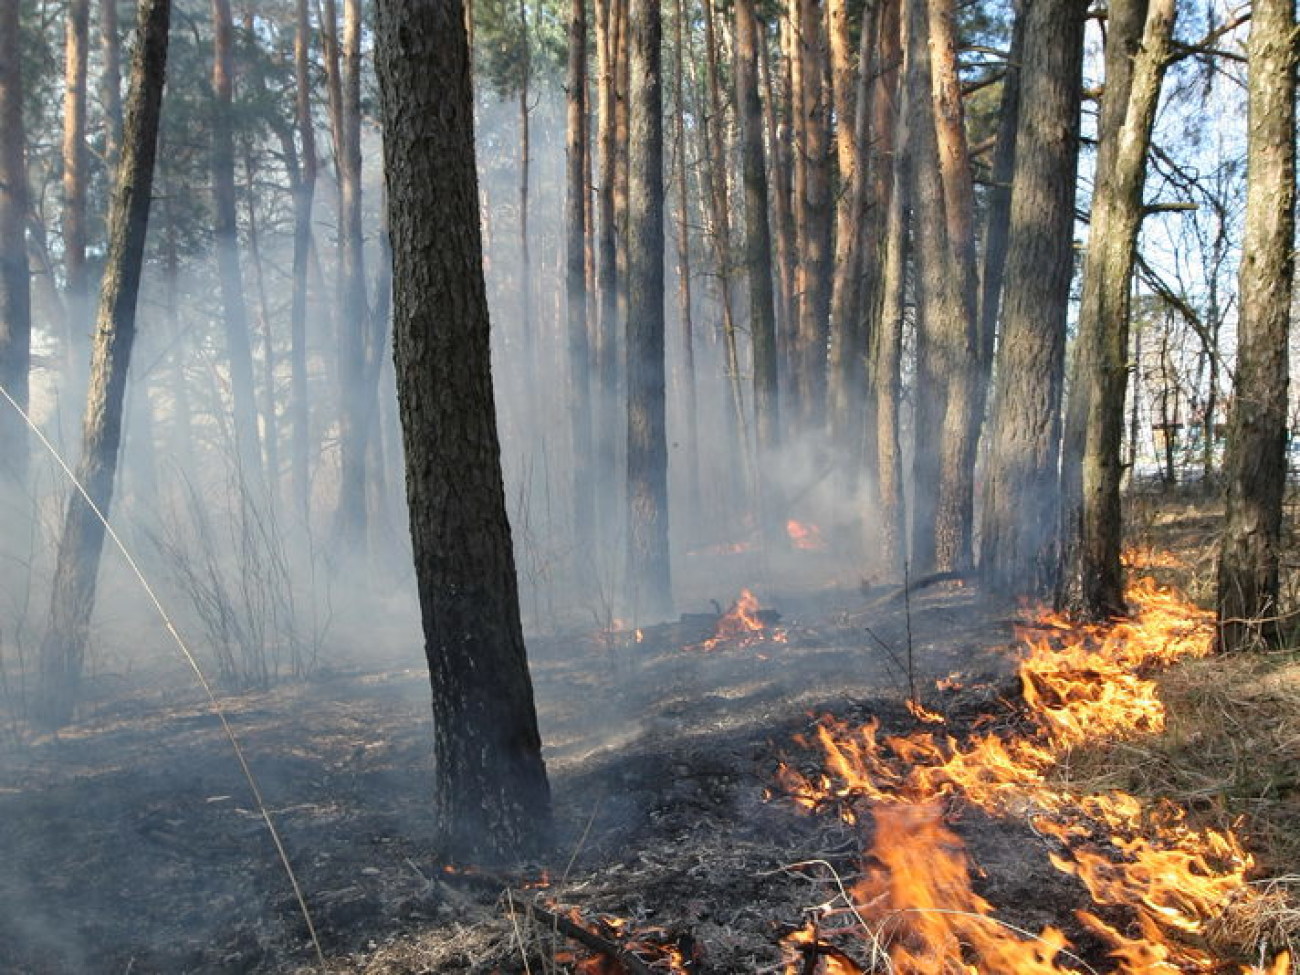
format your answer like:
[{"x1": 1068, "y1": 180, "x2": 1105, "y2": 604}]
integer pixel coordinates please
[
  {"x1": 692, "y1": 589, "x2": 787, "y2": 651},
  {"x1": 786, "y1": 519, "x2": 827, "y2": 550},
  {"x1": 905, "y1": 698, "x2": 945, "y2": 725}
]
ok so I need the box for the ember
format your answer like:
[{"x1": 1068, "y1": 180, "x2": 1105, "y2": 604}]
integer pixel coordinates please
[{"x1": 776, "y1": 579, "x2": 1289, "y2": 973}]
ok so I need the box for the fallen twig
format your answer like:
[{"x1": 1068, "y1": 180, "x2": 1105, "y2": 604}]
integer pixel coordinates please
[{"x1": 507, "y1": 893, "x2": 661, "y2": 975}]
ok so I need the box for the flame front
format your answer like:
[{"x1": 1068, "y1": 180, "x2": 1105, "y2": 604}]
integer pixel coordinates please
[{"x1": 777, "y1": 578, "x2": 1288, "y2": 973}]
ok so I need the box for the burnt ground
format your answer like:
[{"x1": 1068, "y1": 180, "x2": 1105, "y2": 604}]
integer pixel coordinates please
[{"x1": 0, "y1": 579, "x2": 1118, "y2": 974}]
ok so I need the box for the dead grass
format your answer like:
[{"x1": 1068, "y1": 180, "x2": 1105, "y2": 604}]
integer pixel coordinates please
[{"x1": 1057, "y1": 487, "x2": 1300, "y2": 965}]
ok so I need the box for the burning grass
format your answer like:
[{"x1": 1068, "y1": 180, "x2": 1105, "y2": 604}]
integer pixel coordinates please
[{"x1": 774, "y1": 579, "x2": 1294, "y2": 973}]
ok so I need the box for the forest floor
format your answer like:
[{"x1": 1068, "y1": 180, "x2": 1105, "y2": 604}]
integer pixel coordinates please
[{"x1": 0, "y1": 492, "x2": 1297, "y2": 974}]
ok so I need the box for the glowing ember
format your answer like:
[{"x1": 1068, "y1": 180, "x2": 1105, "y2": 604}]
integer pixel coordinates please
[
  {"x1": 776, "y1": 578, "x2": 1287, "y2": 973},
  {"x1": 692, "y1": 589, "x2": 787, "y2": 651},
  {"x1": 787, "y1": 518, "x2": 827, "y2": 550}
]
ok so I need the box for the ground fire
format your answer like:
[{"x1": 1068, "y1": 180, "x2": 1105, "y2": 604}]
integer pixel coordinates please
[{"x1": 774, "y1": 578, "x2": 1290, "y2": 974}]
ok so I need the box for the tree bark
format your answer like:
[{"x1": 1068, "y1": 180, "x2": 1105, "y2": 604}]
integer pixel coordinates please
[
  {"x1": 1216, "y1": 0, "x2": 1296, "y2": 651},
  {"x1": 211, "y1": 0, "x2": 262, "y2": 481},
  {"x1": 100, "y1": 0, "x2": 123, "y2": 171},
  {"x1": 1061, "y1": 0, "x2": 1175, "y2": 618},
  {"x1": 670, "y1": 0, "x2": 700, "y2": 532},
  {"x1": 62, "y1": 0, "x2": 91, "y2": 399},
  {"x1": 566, "y1": 0, "x2": 595, "y2": 577},
  {"x1": 624, "y1": 0, "x2": 671, "y2": 622},
  {"x1": 374, "y1": 0, "x2": 551, "y2": 863},
  {"x1": 736, "y1": 0, "x2": 779, "y2": 480},
  {"x1": 0, "y1": 0, "x2": 30, "y2": 484},
  {"x1": 289, "y1": 0, "x2": 316, "y2": 517},
  {"x1": 792, "y1": 0, "x2": 832, "y2": 430},
  {"x1": 979, "y1": 0, "x2": 1086, "y2": 596},
  {"x1": 38, "y1": 0, "x2": 170, "y2": 726},
  {"x1": 334, "y1": 0, "x2": 369, "y2": 543},
  {"x1": 873, "y1": 22, "x2": 908, "y2": 580},
  {"x1": 593, "y1": 0, "x2": 621, "y2": 536}
]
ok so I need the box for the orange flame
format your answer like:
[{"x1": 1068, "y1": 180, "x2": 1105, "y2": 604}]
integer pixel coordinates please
[
  {"x1": 693, "y1": 589, "x2": 787, "y2": 651},
  {"x1": 776, "y1": 578, "x2": 1285, "y2": 973},
  {"x1": 787, "y1": 519, "x2": 827, "y2": 550}
]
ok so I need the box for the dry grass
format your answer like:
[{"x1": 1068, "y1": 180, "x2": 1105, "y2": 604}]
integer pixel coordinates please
[{"x1": 1053, "y1": 488, "x2": 1300, "y2": 966}]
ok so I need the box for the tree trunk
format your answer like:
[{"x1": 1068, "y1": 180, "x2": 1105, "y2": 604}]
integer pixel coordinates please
[
  {"x1": 0, "y1": 0, "x2": 29, "y2": 484},
  {"x1": 827, "y1": 8, "x2": 872, "y2": 464},
  {"x1": 373, "y1": 0, "x2": 551, "y2": 863},
  {"x1": 593, "y1": 0, "x2": 621, "y2": 537},
  {"x1": 100, "y1": 0, "x2": 123, "y2": 171},
  {"x1": 873, "y1": 42, "x2": 908, "y2": 581},
  {"x1": 975, "y1": 0, "x2": 1024, "y2": 385},
  {"x1": 761, "y1": 32, "x2": 797, "y2": 392},
  {"x1": 334, "y1": 0, "x2": 369, "y2": 543},
  {"x1": 62, "y1": 0, "x2": 91, "y2": 402},
  {"x1": 211, "y1": 0, "x2": 262, "y2": 481},
  {"x1": 792, "y1": 0, "x2": 832, "y2": 430},
  {"x1": 979, "y1": 0, "x2": 1086, "y2": 596},
  {"x1": 1062, "y1": 0, "x2": 1175, "y2": 619},
  {"x1": 1216, "y1": 0, "x2": 1296, "y2": 651},
  {"x1": 700, "y1": 0, "x2": 750, "y2": 505},
  {"x1": 624, "y1": 0, "x2": 671, "y2": 622},
  {"x1": 37, "y1": 0, "x2": 170, "y2": 727},
  {"x1": 736, "y1": 0, "x2": 779, "y2": 495},
  {"x1": 670, "y1": 0, "x2": 700, "y2": 532},
  {"x1": 289, "y1": 0, "x2": 316, "y2": 517},
  {"x1": 566, "y1": 0, "x2": 594, "y2": 577}
]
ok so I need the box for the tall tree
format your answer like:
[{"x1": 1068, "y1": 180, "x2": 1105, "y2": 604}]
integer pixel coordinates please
[
  {"x1": 289, "y1": 0, "x2": 316, "y2": 516},
  {"x1": 670, "y1": 0, "x2": 700, "y2": 530},
  {"x1": 62, "y1": 0, "x2": 91, "y2": 399},
  {"x1": 792, "y1": 0, "x2": 832, "y2": 429},
  {"x1": 37, "y1": 0, "x2": 171, "y2": 726},
  {"x1": 211, "y1": 0, "x2": 262, "y2": 480},
  {"x1": 373, "y1": 0, "x2": 551, "y2": 863},
  {"x1": 334, "y1": 0, "x2": 370, "y2": 542},
  {"x1": 1061, "y1": 0, "x2": 1175, "y2": 618},
  {"x1": 100, "y1": 0, "x2": 123, "y2": 171},
  {"x1": 979, "y1": 0, "x2": 1086, "y2": 595},
  {"x1": 872, "y1": 2, "x2": 908, "y2": 579},
  {"x1": 735, "y1": 0, "x2": 779, "y2": 534},
  {"x1": 1216, "y1": 0, "x2": 1296, "y2": 651},
  {"x1": 0, "y1": 0, "x2": 30, "y2": 483},
  {"x1": 566, "y1": 0, "x2": 594, "y2": 575},
  {"x1": 624, "y1": 0, "x2": 670, "y2": 621}
]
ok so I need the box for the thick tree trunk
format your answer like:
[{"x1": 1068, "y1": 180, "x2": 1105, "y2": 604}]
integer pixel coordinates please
[
  {"x1": 761, "y1": 34, "x2": 797, "y2": 391},
  {"x1": 926, "y1": 0, "x2": 980, "y2": 573},
  {"x1": 211, "y1": 0, "x2": 262, "y2": 481},
  {"x1": 793, "y1": 0, "x2": 832, "y2": 430},
  {"x1": 827, "y1": 10, "x2": 872, "y2": 464},
  {"x1": 289, "y1": 0, "x2": 316, "y2": 517},
  {"x1": 1216, "y1": 0, "x2": 1296, "y2": 651},
  {"x1": 979, "y1": 0, "x2": 1086, "y2": 596},
  {"x1": 37, "y1": 0, "x2": 170, "y2": 727},
  {"x1": 0, "y1": 0, "x2": 30, "y2": 483},
  {"x1": 736, "y1": 0, "x2": 780, "y2": 540},
  {"x1": 1062, "y1": 0, "x2": 1175, "y2": 619},
  {"x1": 566, "y1": 0, "x2": 594, "y2": 576},
  {"x1": 374, "y1": 0, "x2": 551, "y2": 863},
  {"x1": 624, "y1": 0, "x2": 671, "y2": 622}
]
